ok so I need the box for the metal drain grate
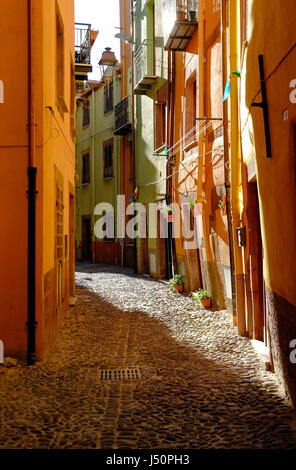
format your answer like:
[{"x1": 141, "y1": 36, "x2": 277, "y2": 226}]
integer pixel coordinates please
[{"x1": 99, "y1": 367, "x2": 141, "y2": 382}]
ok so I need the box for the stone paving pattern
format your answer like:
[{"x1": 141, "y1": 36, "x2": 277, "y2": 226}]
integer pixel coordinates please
[{"x1": 1, "y1": 263, "x2": 296, "y2": 449}]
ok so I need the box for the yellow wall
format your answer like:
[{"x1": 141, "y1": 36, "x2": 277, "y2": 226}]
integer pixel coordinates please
[{"x1": 241, "y1": 0, "x2": 296, "y2": 305}]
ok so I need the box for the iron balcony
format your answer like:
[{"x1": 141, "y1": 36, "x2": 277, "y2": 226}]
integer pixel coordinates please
[
  {"x1": 163, "y1": 0, "x2": 199, "y2": 51},
  {"x1": 114, "y1": 96, "x2": 132, "y2": 136},
  {"x1": 75, "y1": 23, "x2": 93, "y2": 81}
]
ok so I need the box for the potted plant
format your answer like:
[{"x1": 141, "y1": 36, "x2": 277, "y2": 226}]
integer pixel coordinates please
[
  {"x1": 188, "y1": 0, "x2": 198, "y2": 21},
  {"x1": 188, "y1": 198, "x2": 196, "y2": 210},
  {"x1": 218, "y1": 195, "x2": 227, "y2": 216},
  {"x1": 192, "y1": 289, "x2": 212, "y2": 308},
  {"x1": 169, "y1": 274, "x2": 185, "y2": 293},
  {"x1": 161, "y1": 206, "x2": 173, "y2": 222},
  {"x1": 189, "y1": 10, "x2": 197, "y2": 21}
]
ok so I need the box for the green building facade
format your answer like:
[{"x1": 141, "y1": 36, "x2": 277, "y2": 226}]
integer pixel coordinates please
[
  {"x1": 75, "y1": 71, "x2": 121, "y2": 265},
  {"x1": 133, "y1": 0, "x2": 170, "y2": 278}
]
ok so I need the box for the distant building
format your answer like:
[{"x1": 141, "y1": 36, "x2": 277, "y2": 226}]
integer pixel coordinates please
[
  {"x1": 75, "y1": 67, "x2": 122, "y2": 265},
  {"x1": 131, "y1": 0, "x2": 170, "y2": 279}
]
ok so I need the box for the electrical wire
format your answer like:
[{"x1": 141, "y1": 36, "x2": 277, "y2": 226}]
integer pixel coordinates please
[
  {"x1": 0, "y1": 109, "x2": 59, "y2": 149},
  {"x1": 164, "y1": 119, "x2": 222, "y2": 158},
  {"x1": 47, "y1": 107, "x2": 75, "y2": 157},
  {"x1": 138, "y1": 145, "x2": 224, "y2": 188}
]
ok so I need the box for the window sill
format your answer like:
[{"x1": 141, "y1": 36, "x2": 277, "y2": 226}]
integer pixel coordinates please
[
  {"x1": 103, "y1": 176, "x2": 113, "y2": 181},
  {"x1": 81, "y1": 182, "x2": 90, "y2": 186}
]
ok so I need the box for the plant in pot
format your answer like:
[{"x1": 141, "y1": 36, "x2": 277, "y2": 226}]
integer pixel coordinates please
[
  {"x1": 188, "y1": 0, "x2": 198, "y2": 21},
  {"x1": 161, "y1": 206, "x2": 173, "y2": 222},
  {"x1": 188, "y1": 198, "x2": 196, "y2": 210},
  {"x1": 169, "y1": 274, "x2": 185, "y2": 293},
  {"x1": 192, "y1": 289, "x2": 212, "y2": 308}
]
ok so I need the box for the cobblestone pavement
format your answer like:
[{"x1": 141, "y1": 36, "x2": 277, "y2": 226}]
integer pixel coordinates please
[{"x1": 1, "y1": 263, "x2": 296, "y2": 449}]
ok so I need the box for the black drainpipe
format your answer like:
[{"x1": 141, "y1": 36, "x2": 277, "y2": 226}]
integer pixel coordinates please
[
  {"x1": 27, "y1": 0, "x2": 38, "y2": 365},
  {"x1": 131, "y1": 0, "x2": 138, "y2": 274},
  {"x1": 27, "y1": 167, "x2": 38, "y2": 365}
]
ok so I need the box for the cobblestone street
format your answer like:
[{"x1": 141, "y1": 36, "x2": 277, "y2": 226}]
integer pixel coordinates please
[{"x1": 1, "y1": 263, "x2": 296, "y2": 449}]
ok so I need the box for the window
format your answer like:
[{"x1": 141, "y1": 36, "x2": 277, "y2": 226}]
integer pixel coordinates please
[
  {"x1": 104, "y1": 83, "x2": 113, "y2": 114},
  {"x1": 82, "y1": 152, "x2": 90, "y2": 184},
  {"x1": 103, "y1": 140, "x2": 113, "y2": 178},
  {"x1": 82, "y1": 99, "x2": 90, "y2": 127},
  {"x1": 185, "y1": 77, "x2": 197, "y2": 135},
  {"x1": 154, "y1": 84, "x2": 168, "y2": 151},
  {"x1": 70, "y1": 60, "x2": 76, "y2": 138},
  {"x1": 154, "y1": 101, "x2": 167, "y2": 150},
  {"x1": 56, "y1": 3, "x2": 67, "y2": 115}
]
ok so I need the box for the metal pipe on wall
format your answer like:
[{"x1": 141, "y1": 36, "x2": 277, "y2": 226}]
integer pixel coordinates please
[
  {"x1": 27, "y1": 0, "x2": 38, "y2": 365},
  {"x1": 229, "y1": 0, "x2": 247, "y2": 336},
  {"x1": 221, "y1": 0, "x2": 237, "y2": 324},
  {"x1": 130, "y1": 0, "x2": 138, "y2": 273}
]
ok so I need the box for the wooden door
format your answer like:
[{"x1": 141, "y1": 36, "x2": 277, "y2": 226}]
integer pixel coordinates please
[
  {"x1": 82, "y1": 216, "x2": 92, "y2": 261},
  {"x1": 139, "y1": 206, "x2": 149, "y2": 274},
  {"x1": 69, "y1": 192, "x2": 75, "y2": 297},
  {"x1": 56, "y1": 183, "x2": 64, "y2": 314},
  {"x1": 247, "y1": 182, "x2": 265, "y2": 341}
]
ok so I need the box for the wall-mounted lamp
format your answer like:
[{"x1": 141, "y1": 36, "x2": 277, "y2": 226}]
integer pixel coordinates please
[
  {"x1": 114, "y1": 33, "x2": 134, "y2": 45},
  {"x1": 99, "y1": 47, "x2": 118, "y2": 82}
]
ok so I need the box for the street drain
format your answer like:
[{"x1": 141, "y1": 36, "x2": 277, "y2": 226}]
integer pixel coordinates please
[{"x1": 99, "y1": 367, "x2": 141, "y2": 382}]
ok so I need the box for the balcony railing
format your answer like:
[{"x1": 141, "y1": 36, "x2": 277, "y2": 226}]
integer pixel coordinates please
[
  {"x1": 134, "y1": 39, "x2": 167, "y2": 96},
  {"x1": 114, "y1": 96, "x2": 132, "y2": 135},
  {"x1": 163, "y1": 0, "x2": 199, "y2": 51},
  {"x1": 75, "y1": 23, "x2": 93, "y2": 81}
]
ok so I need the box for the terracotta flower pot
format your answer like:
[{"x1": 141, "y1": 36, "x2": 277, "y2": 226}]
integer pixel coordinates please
[
  {"x1": 201, "y1": 298, "x2": 212, "y2": 308},
  {"x1": 174, "y1": 284, "x2": 184, "y2": 293},
  {"x1": 189, "y1": 10, "x2": 196, "y2": 21}
]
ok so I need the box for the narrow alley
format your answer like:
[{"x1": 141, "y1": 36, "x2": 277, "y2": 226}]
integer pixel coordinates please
[{"x1": 0, "y1": 264, "x2": 296, "y2": 449}]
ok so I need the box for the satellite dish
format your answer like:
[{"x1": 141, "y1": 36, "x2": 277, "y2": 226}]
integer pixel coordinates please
[{"x1": 114, "y1": 33, "x2": 133, "y2": 44}]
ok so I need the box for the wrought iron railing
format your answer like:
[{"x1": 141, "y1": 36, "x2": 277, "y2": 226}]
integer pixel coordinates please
[
  {"x1": 114, "y1": 96, "x2": 132, "y2": 135},
  {"x1": 163, "y1": 0, "x2": 199, "y2": 23},
  {"x1": 75, "y1": 23, "x2": 91, "y2": 65},
  {"x1": 134, "y1": 39, "x2": 166, "y2": 86}
]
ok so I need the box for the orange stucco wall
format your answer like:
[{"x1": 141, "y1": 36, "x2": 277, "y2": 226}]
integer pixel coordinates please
[
  {"x1": 0, "y1": 0, "x2": 75, "y2": 361},
  {"x1": 172, "y1": 0, "x2": 229, "y2": 303}
]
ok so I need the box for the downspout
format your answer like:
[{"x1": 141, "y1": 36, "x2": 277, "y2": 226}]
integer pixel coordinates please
[
  {"x1": 131, "y1": 0, "x2": 138, "y2": 273},
  {"x1": 229, "y1": 0, "x2": 246, "y2": 335},
  {"x1": 169, "y1": 51, "x2": 177, "y2": 276},
  {"x1": 197, "y1": 0, "x2": 213, "y2": 289},
  {"x1": 221, "y1": 0, "x2": 237, "y2": 323},
  {"x1": 165, "y1": 50, "x2": 172, "y2": 278},
  {"x1": 27, "y1": 0, "x2": 38, "y2": 365},
  {"x1": 91, "y1": 89, "x2": 96, "y2": 263},
  {"x1": 196, "y1": 0, "x2": 205, "y2": 205}
]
